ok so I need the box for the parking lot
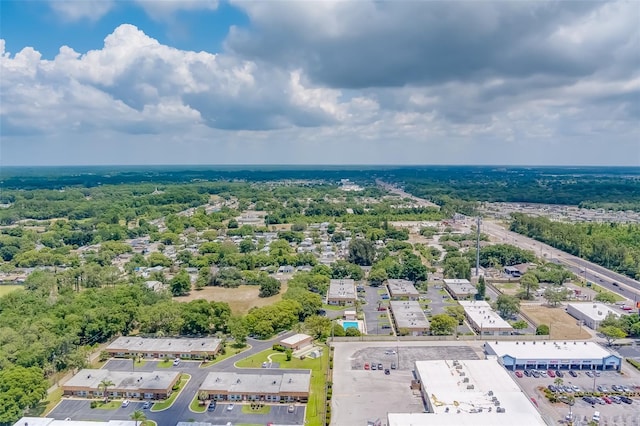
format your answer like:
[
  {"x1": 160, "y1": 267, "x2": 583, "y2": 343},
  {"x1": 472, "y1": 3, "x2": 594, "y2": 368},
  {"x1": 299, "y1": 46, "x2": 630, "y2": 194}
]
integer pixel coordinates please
[
  {"x1": 331, "y1": 341, "x2": 485, "y2": 426},
  {"x1": 512, "y1": 367, "x2": 640, "y2": 425}
]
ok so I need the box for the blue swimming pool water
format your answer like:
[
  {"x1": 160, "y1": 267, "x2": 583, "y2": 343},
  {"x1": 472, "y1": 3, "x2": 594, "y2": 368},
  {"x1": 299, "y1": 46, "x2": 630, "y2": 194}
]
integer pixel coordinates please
[{"x1": 343, "y1": 321, "x2": 359, "y2": 330}]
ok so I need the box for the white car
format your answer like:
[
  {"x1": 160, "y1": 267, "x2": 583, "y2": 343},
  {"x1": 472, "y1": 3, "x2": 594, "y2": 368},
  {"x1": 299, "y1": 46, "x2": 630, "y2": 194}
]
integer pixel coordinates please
[
  {"x1": 173, "y1": 358, "x2": 181, "y2": 366},
  {"x1": 227, "y1": 403, "x2": 235, "y2": 411},
  {"x1": 121, "y1": 399, "x2": 130, "y2": 408}
]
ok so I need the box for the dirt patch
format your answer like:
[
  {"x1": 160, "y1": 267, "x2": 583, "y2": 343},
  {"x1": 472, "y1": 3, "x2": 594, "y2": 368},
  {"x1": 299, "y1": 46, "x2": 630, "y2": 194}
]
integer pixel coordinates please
[
  {"x1": 173, "y1": 283, "x2": 288, "y2": 315},
  {"x1": 520, "y1": 304, "x2": 592, "y2": 340}
]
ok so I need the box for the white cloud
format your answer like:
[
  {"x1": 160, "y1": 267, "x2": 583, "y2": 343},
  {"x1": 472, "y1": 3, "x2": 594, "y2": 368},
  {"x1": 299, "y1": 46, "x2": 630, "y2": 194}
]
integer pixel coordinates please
[
  {"x1": 49, "y1": 0, "x2": 115, "y2": 22},
  {"x1": 133, "y1": 0, "x2": 218, "y2": 21}
]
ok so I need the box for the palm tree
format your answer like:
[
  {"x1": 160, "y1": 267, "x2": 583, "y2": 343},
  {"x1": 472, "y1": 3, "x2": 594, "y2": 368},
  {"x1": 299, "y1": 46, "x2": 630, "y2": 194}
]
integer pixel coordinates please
[
  {"x1": 130, "y1": 410, "x2": 146, "y2": 426},
  {"x1": 98, "y1": 379, "x2": 114, "y2": 402}
]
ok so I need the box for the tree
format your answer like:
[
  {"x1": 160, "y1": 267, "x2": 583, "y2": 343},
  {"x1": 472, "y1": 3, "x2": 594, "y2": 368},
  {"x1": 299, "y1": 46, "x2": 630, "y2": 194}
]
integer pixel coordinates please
[
  {"x1": 430, "y1": 314, "x2": 458, "y2": 335},
  {"x1": 282, "y1": 287, "x2": 322, "y2": 320},
  {"x1": 445, "y1": 305, "x2": 465, "y2": 325},
  {"x1": 239, "y1": 238, "x2": 255, "y2": 253},
  {"x1": 228, "y1": 316, "x2": 248, "y2": 347},
  {"x1": 368, "y1": 268, "x2": 388, "y2": 287},
  {"x1": 0, "y1": 366, "x2": 48, "y2": 424},
  {"x1": 259, "y1": 277, "x2": 281, "y2": 298},
  {"x1": 348, "y1": 239, "x2": 376, "y2": 266},
  {"x1": 599, "y1": 325, "x2": 626, "y2": 346},
  {"x1": 345, "y1": 327, "x2": 361, "y2": 336},
  {"x1": 99, "y1": 378, "x2": 115, "y2": 401},
  {"x1": 543, "y1": 287, "x2": 569, "y2": 307},
  {"x1": 519, "y1": 273, "x2": 539, "y2": 300},
  {"x1": 304, "y1": 315, "x2": 331, "y2": 339},
  {"x1": 595, "y1": 292, "x2": 617, "y2": 304},
  {"x1": 130, "y1": 410, "x2": 146, "y2": 426},
  {"x1": 536, "y1": 324, "x2": 550, "y2": 335},
  {"x1": 495, "y1": 294, "x2": 520, "y2": 318},
  {"x1": 443, "y1": 256, "x2": 471, "y2": 280},
  {"x1": 511, "y1": 320, "x2": 528, "y2": 330},
  {"x1": 170, "y1": 270, "x2": 191, "y2": 296},
  {"x1": 476, "y1": 275, "x2": 486, "y2": 299}
]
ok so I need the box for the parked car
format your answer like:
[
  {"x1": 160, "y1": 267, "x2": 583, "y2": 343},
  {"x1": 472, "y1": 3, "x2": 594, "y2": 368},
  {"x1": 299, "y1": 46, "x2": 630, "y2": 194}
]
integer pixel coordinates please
[
  {"x1": 612, "y1": 384, "x2": 623, "y2": 392},
  {"x1": 602, "y1": 396, "x2": 612, "y2": 404},
  {"x1": 548, "y1": 385, "x2": 557, "y2": 392},
  {"x1": 539, "y1": 370, "x2": 548, "y2": 377},
  {"x1": 121, "y1": 399, "x2": 130, "y2": 408},
  {"x1": 172, "y1": 358, "x2": 181, "y2": 366},
  {"x1": 364, "y1": 362, "x2": 370, "y2": 370},
  {"x1": 208, "y1": 401, "x2": 216, "y2": 411},
  {"x1": 288, "y1": 404, "x2": 295, "y2": 413},
  {"x1": 571, "y1": 385, "x2": 581, "y2": 392},
  {"x1": 620, "y1": 396, "x2": 633, "y2": 404},
  {"x1": 531, "y1": 370, "x2": 540, "y2": 378},
  {"x1": 523, "y1": 369, "x2": 531, "y2": 377},
  {"x1": 586, "y1": 371, "x2": 594, "y2": 377},
  {"x1": 142, "y1": 401, "x2": 151, "y2": 409},
  {"x1": 515, "y1": 371, "x2": 523, "y2": 378},
  {"x1": 594, "y1": 371, "x2": 601, "y2": 377},
  {"x1": 391, "y1": 362, "x2": 397, "y2": 370},
  {"x1": 371, "y1": 363, "x2": 377, "y2": 370},
  {"x1": 597, "y1": 385, "x2": 608, "y2": 393},
  {"x1": 610, "y1": 396, "x2": 622, "y2": 404},
  {"x1": 262, "y1": 362, "x2": 268, "y2": 368},
  {"x1": 385, "y1": 369, "x2": 390, "y2": 375},
  {"x1": 569, "y1": 370, "x2": 578, "y2": 377},
  {"x1": 547, "y1": 370, "x2": 555, "y2": 378},
  {"x1": 377, "y1": 363, "x2": 383, "y2": 370},
  {"x1": 555, "y1": 370, "x2": 564, "y2": 378},
  {"x1": 227, "y1": 404, "x2": 235, "y2": 411}
]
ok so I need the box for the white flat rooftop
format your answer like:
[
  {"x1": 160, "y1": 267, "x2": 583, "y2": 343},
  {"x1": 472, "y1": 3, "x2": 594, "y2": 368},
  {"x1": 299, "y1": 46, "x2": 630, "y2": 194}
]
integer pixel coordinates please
[
  {"x1": 459, "y1": 300, "x2": 512, "y2": 330},
  {"x1": 280, "y1": 333, "x2": 312, "y2": 346},
  {"x1": 567, "y1": 303, "x2": 621, "y2": 320},
  {"x1": 485, "y1": 340, "x2": 618, "y2": 361}
]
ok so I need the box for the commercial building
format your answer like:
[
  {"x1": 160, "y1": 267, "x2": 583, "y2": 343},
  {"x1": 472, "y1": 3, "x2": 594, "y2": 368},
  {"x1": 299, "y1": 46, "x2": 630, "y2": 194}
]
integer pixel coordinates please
[
  {"x1": 14, "y1": 419, "x2": 137, "y2": 426},
  {"x1": 279, "y1": 333, "x2": 313, "y2": 351},
  {"x1": 62, "y1": 369, "x2": 180, "y2": 400},
  {"x1": 106, "y1": 336, "x2": 221, "y2": 359},
  {"x1": 443, "y1": 279, "x2": 477, "y2": 300},
  {"x1": 389, "y1": 300, "x2": 430, "y2": 336},
  {"x1": 386, "y1": 279, "x2": 420, "y2": 301},
  {"x1": 459, "y1": 301, "x2": 513, "y2": 336},
  {"x1": 566, "y1": 303, "x2": 622, "y2": 330},
  {"x1": 326, "y1": 279, "x2": 357, "y2": 306},
  {"x1": 387, "y1": 358, "x2": 545, "y2": 426},
  {"x1": 200, "y1": 371, "x2": 311, "y2": 403},
  {"x1": 485, "y1": 340, "x2": 622, "y2": 371}
]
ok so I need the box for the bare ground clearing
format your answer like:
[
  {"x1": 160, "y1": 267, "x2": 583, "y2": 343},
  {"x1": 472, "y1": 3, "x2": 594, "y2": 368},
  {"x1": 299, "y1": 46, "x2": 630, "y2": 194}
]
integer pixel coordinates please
[
  {"x1": 520, "y1": 304, "x2": 592, "y2": 340},
  {"x1": 174, "y1": 283, "x2": 288, "y2": 314}
]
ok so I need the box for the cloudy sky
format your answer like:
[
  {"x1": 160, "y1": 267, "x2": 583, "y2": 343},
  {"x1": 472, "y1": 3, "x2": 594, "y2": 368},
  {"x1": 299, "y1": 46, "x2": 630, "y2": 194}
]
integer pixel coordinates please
[{"x1": 1, "y1": 0, "x2": 639, "y2": 166}]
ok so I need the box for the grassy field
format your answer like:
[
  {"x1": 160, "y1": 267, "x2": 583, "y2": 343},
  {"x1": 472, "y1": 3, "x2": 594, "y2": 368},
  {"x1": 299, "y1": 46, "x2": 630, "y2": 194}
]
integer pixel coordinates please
[
  {"x1": 520, "y1": 305, "x2": 592, "y2": 340},
  {"x1": 236, "y1": 347, "x2": 329, "y2": 426},
  {"x1": 151, "y1": 374, "x2": 190, "y2": 411},
  {"x1": 174, "y1": 284, "x2": 288, "y2": 314},
  {"x1": 201, "y1": 345, "x2": 250, "y2": 367},
  {"x1": 189, "y1": 394, "x2": 207, "y2": 413},
  {"x1": 0, "y1": 285, "x2": 22, "y2": 297},
  {"x1": 95, "y1": 400, "x2": 121, "y2": 410}
]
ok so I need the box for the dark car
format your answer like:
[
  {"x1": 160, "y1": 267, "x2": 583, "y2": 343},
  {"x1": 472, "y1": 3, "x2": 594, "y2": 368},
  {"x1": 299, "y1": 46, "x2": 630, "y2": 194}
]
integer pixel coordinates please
[
  {"x1": 569, "y1": 370, "x2": 578, "y2": 377},
  {"x1": 208, "y1": 401, "x2": 216, "y2": 411},
  {"x1": 620, "y1": 396, "x2": 633, "y2": 404},
  {"x1": 555, "y1": 370, "x2": 564, "y2": 378},
  {"x1": 548, "y1": 385, "x2": 557, "y2": 392},
  {"x1": 384, "y1": 369, "x2": 390, "y2": 375},
  {"x1": 523, "y1": 369, "x2": 531, "y2": 377}
]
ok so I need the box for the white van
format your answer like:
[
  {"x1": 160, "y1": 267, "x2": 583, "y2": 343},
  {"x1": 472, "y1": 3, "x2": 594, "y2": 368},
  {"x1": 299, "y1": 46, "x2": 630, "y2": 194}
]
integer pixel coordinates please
[{"x1": 592, "y1": 411, "x2": 600, "y2": 423}]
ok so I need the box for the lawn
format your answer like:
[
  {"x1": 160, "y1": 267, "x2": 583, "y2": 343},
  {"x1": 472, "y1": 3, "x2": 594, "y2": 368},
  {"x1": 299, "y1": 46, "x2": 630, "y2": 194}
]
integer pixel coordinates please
[
  {"x1": 28, "y1": 388, "x2": 62, "y2": 417},
  {"x1": 521, "y1": 305, "x2": 592, "y2": 340},
  {"x1": 241, "y1": 404, "x2": 271, "y2": 414},
  {"x1": 150, "y1": 374, "x2": 190, "y2": 411},
  {"x1": 236, "y1": 347, "x2": 329, "y2": 426},
  {"x1": 189, "y1": 394, "x2": 207, "y2": 413},
  {"x1": 95, "y1": 400, "x2": 121, "y2": 410},
  {"x1": 321, "y1": 303, "x2": 346, "y2": 311},
  {"x1": 201, "y1": 345, "x2": 250, "y2": 367},
  {"x1": 156, "y1": 359, "x2": 174, "y2": 368},
  {"x1": 0, "y1": 285, "x2": 22, "y2": 297},
  {"x1": 173, "y1": 284, "x2": 288, "y2": 315},
  {"x1": 590, "y1": 283, "x2": 625, "y2": 302}
]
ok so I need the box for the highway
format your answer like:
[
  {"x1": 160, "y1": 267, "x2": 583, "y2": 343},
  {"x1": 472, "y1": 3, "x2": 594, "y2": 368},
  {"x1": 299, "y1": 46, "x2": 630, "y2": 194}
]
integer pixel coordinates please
[{"x1": 481, "y1": 220, "x2": 640, "y2": 302}]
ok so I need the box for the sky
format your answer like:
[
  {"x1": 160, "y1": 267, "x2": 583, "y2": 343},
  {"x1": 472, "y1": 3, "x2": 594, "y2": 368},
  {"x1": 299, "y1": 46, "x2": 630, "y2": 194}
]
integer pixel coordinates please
[{"x1": 1, "y1": 0, "x2": 639, "y2": 167}]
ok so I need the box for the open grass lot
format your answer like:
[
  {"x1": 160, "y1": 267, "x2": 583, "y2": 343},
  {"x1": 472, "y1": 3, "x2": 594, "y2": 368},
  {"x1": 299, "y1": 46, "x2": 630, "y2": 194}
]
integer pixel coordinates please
[
  {"x1": 0, "y1": 285, "x2": 22, "y2": 297},
  {"x1": 521, "y1": 305, "x2": 592, "y2": 340},
  {"x1": 201, "y1": 345, "x2": 250, "y2": 367},
  {"x1": 174, "y1": 284, "x2": 288, "y2": 314},
  {"x1": 150, "y1": 374, "x2": 190, "y2": 411},
  {"x1": 236, "y1": 347, "x2": 329, "y2": 426},
  {"x1": 189, "y1": 394, "x2": 207, "y2": 413},
  {"x1": 493, "y1": 282, "x2": 520, "y2": 296}
]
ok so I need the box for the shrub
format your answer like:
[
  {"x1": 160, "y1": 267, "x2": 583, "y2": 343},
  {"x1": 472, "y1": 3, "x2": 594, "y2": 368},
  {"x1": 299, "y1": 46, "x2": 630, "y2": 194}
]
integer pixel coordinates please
[
  {"x1": 90, "y1": 401, "x2": 98, "y2": 409},
  {"x1": 272, "y1": 344, "x2": 286, "y2": 352},
  {"x1": 627, "y1": 358, "x2": 640, "y2": 371}
]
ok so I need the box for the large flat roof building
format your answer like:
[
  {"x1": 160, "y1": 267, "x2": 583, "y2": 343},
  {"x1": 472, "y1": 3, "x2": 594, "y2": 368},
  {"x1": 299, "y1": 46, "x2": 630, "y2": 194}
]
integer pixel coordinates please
[
  {"x1": 63, "y1": 369, "x2": 180, "y2": 400},
  {"x1": 459, "y1": 301, "x2": 513, "y2": 336},
  {"x1": 566, "y1": 303, "x2": 622, "y2": 330},
  {"x1": 387, "y1": 279, "x2": 420, "y2": 300},
  {"x1": 443, "y1": 279, "x2": 477, "y2": 300},
  {"x1": 200, "y1": 371, "x2": 311, "y2": 403},
  {"x1": 106, "y1": 336, "x2": 221, "y2": 359},
  {"x1": 279, "y1": 333, "x2": 313, "y2": 351},
  {"x1": 326, "y1": 279, "x2": 356, "y2": 306},
  {"x1": 389, "y1": 300, "x2": 430, "y2": 336},
  {"x1": 485, "y1": 340, "x2": 622, "y2": 371},
  {"x1": 387, "y1": 358, "x2": 545, "y2": 426}
]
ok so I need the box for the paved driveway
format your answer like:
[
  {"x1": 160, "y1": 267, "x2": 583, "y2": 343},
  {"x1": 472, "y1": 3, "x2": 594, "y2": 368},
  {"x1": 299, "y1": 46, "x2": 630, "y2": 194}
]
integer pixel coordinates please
[{"x1": 362, "y1": 285, "x2": 392, "y2": 335}]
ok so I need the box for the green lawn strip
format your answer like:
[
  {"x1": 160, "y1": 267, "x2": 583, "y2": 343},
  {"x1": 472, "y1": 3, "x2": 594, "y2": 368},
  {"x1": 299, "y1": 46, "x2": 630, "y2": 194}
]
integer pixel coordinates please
[
  {"x1": 156, "y1": 359, "x2": 174, "y2": 369},
  {"x1": 241, "y1": 404, "x2": 271, "y2": 414},
  {"x1": 235, "y1": 347, "x2": 328, "y2": 426},
  {"x1": 321, "y1": 304, "x2": 347, "y2": 311},
  {"x1": 201, "y1": 345, "x2": 250, "y2": 368},
  {"x1": 376, "y1": 289, "x2": 387, "y2": 295},
  {"x1": 29, "y1": 387, "x2": 62, "y2": 416},
  {"x1": 189, "y1": 394, "x2": 207, "y2": 413},
  {"x1": 150, "y1": 374, "x2": 190, "y2": 411},
  {"x1": 589, "y1": 283, "x2": 625, "y2": 302},
  {"x1": 95, "y1": 401, "x2": 121, "y2": 410}
]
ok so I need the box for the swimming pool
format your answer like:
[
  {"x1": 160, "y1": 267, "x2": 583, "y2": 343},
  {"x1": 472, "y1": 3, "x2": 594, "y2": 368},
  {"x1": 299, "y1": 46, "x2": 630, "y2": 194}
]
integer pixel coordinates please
[{"x1": 342, "y1": 321, "x2": 359, "y2": 330}]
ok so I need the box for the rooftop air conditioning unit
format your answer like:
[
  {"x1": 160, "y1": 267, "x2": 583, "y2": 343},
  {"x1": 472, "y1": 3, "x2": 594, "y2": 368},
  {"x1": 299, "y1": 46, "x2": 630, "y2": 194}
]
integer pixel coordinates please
[
  {"x1": 488, "y1": 391, "x2": 494, "y2": 396},
  {"x1": 497, "y1": 407, "x2": 506, "y2": 413},
  {"x1": 467, "y1": 385, "x2": 475, "y2": 389},
  {"x1": 459, "y1": 372, "x2": 466, "y2": 376},
  {"x1": 455, "y1": 365, "x2": 463, "y2": 370},
  {"x1": 463, "y1": 378, "x2": 469, "y2": 383}
]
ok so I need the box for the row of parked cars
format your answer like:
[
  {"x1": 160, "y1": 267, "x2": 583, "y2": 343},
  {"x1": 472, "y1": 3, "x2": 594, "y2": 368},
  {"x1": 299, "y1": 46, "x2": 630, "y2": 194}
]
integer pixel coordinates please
[
  {"x1": 364, "y1": 362, "x2": 396, "y2": 374},
  {"x1": 515, "y1": 369, "x2": 587, "y2": 378},
  {"x1": 582, "y1": 395, "x2": 633, "y2": 405}
]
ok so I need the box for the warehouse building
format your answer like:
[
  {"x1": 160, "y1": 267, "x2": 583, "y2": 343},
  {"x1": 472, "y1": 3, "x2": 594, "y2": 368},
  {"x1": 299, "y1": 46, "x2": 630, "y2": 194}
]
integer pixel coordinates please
[
  {"x1": 386, "y1": 279, "x2": 420, "y2": 300},
  {"x1": 484, "y1": 340, "x2": 622, "y2": 371},
  {"x1": 459, "y1": 301, "x2": 513, "y2": 336},
  {"x1": 443, "y1": 279, "x2": 477, "y2": 300},
  {"x1": 387, "y1": 358, "x2": 545, "y2": 425},
  {"x1": 106, "y1": 336, "x2": 221, "y2": 359},
  {"x1": 279, "y1": 333, "x2": 313, "y2": 351},
  {"x1": 200, "y1": 371, "x2": 311, "y2": 402},
  {"x1": 566, "y1": 303, "x2": 622, "y2": 330},
  {"x1": 326, "y1": 279, "x2": 357, "y2": 306},
  {"x1": 389, "y1": 300, "x2": 430, "y2": 336},
  {"x1": 62, "y1": 369, "x2": 180, "y2": 400}
]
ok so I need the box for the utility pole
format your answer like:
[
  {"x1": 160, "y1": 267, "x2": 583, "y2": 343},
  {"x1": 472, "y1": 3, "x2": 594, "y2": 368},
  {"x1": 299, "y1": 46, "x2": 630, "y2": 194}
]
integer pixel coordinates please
[{"x1": 475, "y1": 216, "x2": 481, "y2": 277}]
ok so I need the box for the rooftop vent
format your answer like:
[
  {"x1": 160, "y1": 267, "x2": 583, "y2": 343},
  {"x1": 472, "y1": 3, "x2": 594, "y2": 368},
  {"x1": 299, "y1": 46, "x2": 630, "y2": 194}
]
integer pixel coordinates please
[
  {"x1": 497, "y1": 407, "x2": 506, "y2": 413},
  {"x1": 467, "y1": 385, "x2": 475, "y2": 389},
  {"x1": 488, "y1": 390, "x2": 494, "y2": 396},
  {"x1": 463, "y1": 378, "x2": 469, "y2": 383}
]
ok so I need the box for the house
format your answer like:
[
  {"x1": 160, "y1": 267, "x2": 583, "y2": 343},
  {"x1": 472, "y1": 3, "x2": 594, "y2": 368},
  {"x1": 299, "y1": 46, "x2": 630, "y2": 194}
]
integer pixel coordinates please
[
  {"x1": 459, "y1": 300, "x2": 513, "y2": 336},
  {"x1": 443, "y1": 279, "x2": 477, "y2": 300},
  {"x1": 279, "y1": 334, "x2": 313, "y2": 351},
  {"x1": 326, "y1": 279, "x2": 357, "y2": 306},
  {"x1": 386, "y1": 279, "x2": 420, "y2": 301},
  {"x1": 389, "y1": 301, "x2": 430, "y2": 336}
]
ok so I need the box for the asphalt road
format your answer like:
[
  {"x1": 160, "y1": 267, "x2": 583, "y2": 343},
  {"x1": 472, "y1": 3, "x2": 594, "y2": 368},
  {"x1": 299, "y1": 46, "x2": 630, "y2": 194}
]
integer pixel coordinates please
[{"x1": 481, "y1": 221, "x2": 640, "y2": 301}]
